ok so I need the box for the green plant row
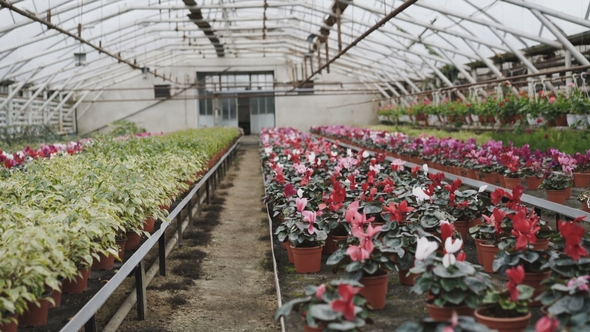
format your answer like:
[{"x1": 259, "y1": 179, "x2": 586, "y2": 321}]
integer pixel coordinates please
[
  {"x1": 370, "y1": 124, "x2": 590, "y2": 155},
  {"x1": 0, "y1": 127, "x2": 240, "y2": 323}
]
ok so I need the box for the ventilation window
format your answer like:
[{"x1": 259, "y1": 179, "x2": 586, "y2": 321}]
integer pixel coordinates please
[
  {"x1": 297, "y1": 80, "x2": 314, "y2": 95},
  {"x1": 154, "y1": 84, "x2": 171, "y2": 98}
]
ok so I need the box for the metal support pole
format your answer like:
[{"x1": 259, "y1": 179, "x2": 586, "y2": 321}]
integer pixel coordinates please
[
  {"x1": 135, "y1": 261, "x2": 147, "y2": 320},
  {"x1": 316, "y1": 39, "x2": 322, "y2": 74},
  {"x1": 84, "y1": 315, "x2": 97, "y2": 332},
  {"x1": 158, "y1": 230, "x2": 166, "y2": 276},
  {"x1": 206, "y1": 178, "x2": 211, "y2": 204},
  {"x1": 325, "y1": 36, "x2": 330, "y2": 74},
  {"x1": 176, "y1": 213, "x2": 183, "y2": 248},
  {"x1": 565, "y1": 50, "x2": 572, "y2": 87},
  {"x1": 187, "y1": 196, "x2": 194, "y2": 232},
  {"x1": 336, "y1": 7, "x2": 342, "y2": 52},
  {"x1": 196, "y1": 188, "x2": 202, "y2": 217}
]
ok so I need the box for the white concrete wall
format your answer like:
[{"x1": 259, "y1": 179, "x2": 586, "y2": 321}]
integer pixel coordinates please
[{"x1": 77, "y1": 56, "x2": 380, "y2": 135}]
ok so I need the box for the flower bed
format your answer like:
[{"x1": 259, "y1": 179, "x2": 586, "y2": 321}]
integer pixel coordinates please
[
  {"x1": 312, "y1": 125, "x2": 590, "y2": 210},
  {"x1": 0, "y1": 127, "x2": 240, "y2": 327},
  {"x1": 377, "y1": 83, "x2": 590, "y2": 129},
  {"x1": 263, "y1": 127, "x2": 590, "y2": 331}
]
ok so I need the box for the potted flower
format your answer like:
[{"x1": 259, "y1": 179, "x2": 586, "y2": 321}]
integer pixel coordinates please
[
  {"x1": 540, "y1": 171, "x2": 572, "y2": 205},
  {"x1": 446, "y1": 182, "x2": 488, "y2": 240},
  {"x1": 475, "y1": 265, "x2": 534, "y2": 332},
  {"x1": 538, "y1": 275, "x2": 590, "y2": 329},
  {"x1": 327, "y1": 201, "x2": 395, "y2": 309},
  {"x1": 522, "y1": 158, "x2": 545, "y2": 190},
  {"x1": 500, "y1": 151, "x2": 523, "y2": 189},
  {"x1": 274, "y1": 280, "x2": 372, "y2": 332},
  {"x1": 275, "y1": 195, "x2": 327, "y2": 273},
  {"x1": 410, "y1": 236, "x2": 492, "y2": 321},
  {"x1": 397, "y1": 314, "x2": 495, "y2": 332},
  {"x1": 573, "y1": 151, "x2": 590, "y2": 188},
  {"x1": 578, "y1": 189, "x2": 590, "y2": 213}
]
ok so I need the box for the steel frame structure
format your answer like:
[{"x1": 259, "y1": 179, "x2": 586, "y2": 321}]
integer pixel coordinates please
[{"x1": 1, "y1": 0, "x2": 589, "y2": 128}]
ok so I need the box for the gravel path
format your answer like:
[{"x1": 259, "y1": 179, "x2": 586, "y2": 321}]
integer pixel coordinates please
[{"x1": 117, "y1": 137, "x2": 279, "y2": 332}]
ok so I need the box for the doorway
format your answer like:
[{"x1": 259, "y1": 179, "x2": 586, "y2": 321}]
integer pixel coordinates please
[{"x1": 237, "y1": 96, "x2": 250, "y2": 135}]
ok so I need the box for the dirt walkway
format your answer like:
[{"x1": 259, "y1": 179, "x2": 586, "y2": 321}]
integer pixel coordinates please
[{"x1": 116, "y1": 137, "x2": 278, "y2": 332}]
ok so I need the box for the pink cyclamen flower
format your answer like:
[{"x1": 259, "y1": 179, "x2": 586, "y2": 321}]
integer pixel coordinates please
[
  {"x1": 295, "y1": 197, "x2": 308, "y2": 212},
  {"x1": 301, "y1": 210, "x2": 317, "y2": 235},
  {"x1": 548, "y1": 96, "x2": 556, "y2": 103},
  {"x1": 316, "y1": 284, "x2": 326, "y2": 300},
  {"x1": 535, "y1": 315, "x2": 559, "y2": 332}
]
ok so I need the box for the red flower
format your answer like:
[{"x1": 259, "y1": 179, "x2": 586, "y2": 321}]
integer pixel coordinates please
[
  {"x1": 559, "y1": 218, "x2": 589, "y2": 261},
  {"x1": 510, "y1": 208, "x2": 540, "y2": 251},
  {"x1": 490, "y1": 188, "x2": 505, "y2": 205},
  {"x1": 506, "y1": 265, "x2": 525, "y2": 301},
  {"x1": 283, "y1": 183, "x2": 297, "y2": 197},
  {"x1": 440, "y1": 220, "x2": 455, "y2": 243},
  {"x1": 330, "y1": 284, "x2": 360, "y2": 321},
  {"x1": 537, "y1": 118, "x2": 543, "y2": 124}
]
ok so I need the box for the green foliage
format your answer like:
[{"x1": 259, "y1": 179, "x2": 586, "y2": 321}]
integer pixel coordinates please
[
  {"x1": 0, "y1": 125, "x2": 78, "y2": 152},
  {"x1": 0, "y1": 127, "x2": 239, "y2": 324},
  {"x1": 370, "y1": 125, "x2": 590, "y2": 155},
  {"x1": 106, "y1": 120, "x2": 147, "y2": 137}
]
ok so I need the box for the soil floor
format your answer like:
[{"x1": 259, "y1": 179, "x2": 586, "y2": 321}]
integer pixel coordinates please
[{"x1": 116, "y1": 136, "x2": 279, "y2": 332}]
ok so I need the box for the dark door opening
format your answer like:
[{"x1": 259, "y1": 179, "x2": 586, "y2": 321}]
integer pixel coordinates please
[{"x1": 237, "y1": 95, "x2": 250, "y2": 135}]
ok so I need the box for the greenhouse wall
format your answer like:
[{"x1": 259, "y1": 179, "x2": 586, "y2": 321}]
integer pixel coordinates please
[{"x1": 77, "y1": 57, "x2": 378, "y2": 134}]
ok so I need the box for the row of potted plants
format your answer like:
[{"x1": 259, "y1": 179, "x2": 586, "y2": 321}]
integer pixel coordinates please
[
  {"x1": 378, "y1": 83, "x2": 590, "y2": 129},
  {"x1": 0, "y1": 128, "x2": 240, "y2": 331},
  {"x1": 311, "y1": 125, "x2": 590, "y2": 212},
  {"x1": 263, "y1": 127, "x2": 590, "y2": 331}
]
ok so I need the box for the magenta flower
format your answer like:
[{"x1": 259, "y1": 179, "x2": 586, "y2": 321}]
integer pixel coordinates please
[{"x1": 283, "y1": 183, "x2": 297, "y2": 197}]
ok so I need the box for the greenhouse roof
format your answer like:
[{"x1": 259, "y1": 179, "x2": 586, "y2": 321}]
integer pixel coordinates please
[{"x1": 1, "y1": 0, "x2": 590, "y2": 95}]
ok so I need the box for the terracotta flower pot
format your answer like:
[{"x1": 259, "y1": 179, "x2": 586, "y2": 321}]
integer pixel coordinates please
[
  {"x1": 125, "y1": 231, "x2": 142, "y2": 251},
  {"x1": 454, "y1": 220, "x2": 470, "y2": 240},
  {"x1": 554, "y1": 114, "x2": 567, "y2": 127},
  {"x1": 573, "y1": 172, "x2": 590, "y2": 188},
  {"x1": 582, "y1": 201, "x2": 590, "y2": 213},
  {"x1": 482, "y1": 172, "x2": 497, "y2": 184},
  {"x1": 322, "y1": 235, "x2": 336, "y2": 255},
  {"x1": 92, "y1": 251, "x2": 115, "y2": 271},
  {"x1": 398, "y1": 268, "x2": 418, "y2": 286},
  {"x1": 426, "y1": 301, "x2": 474, "y2": 321},
  {"x1": 18, "y1": 292, "x2": 51, "y2": 327},
  {"x1": 525, "y1": 176, "x2": 543, "y2": 190},
  {"x1": 475, "y1": 308, "x2": 531, "y2": 332},
  {"x1": 0, "y1": 313, "x2": 18, "y2": 332},
  {"x1": 359, "y1": 272, "x2": 389, "y2": 310},
  {"x1": 466, "y1": 169, "x2": 478, "y2": 180},
  {"x1": 498, "y1": 175, "x2": 506, "y2": 188},
  {"x1": 546, "y1": 189, "x2": 566, "y2": 205},
  {"x1": 284, "y1": 241, "x2": 294, "y2": 264},
  {"x1": 62, "y1": 267, "x2": 91, "y2": 294},
  {"x1": 504, "y1": 176, "x2": 523, "y2": 189},
  {"x1": 523, "y1": 271, "x2": 550, "y2": 307},
  {"x1": 479, "y1": 243, "x2": 499, "y2": 273},
  {"x1": 291, "y1": 245, "x2": 323, "y2": 273},
  {"x1": 565, "y1": 186, "x2": 572, "y2": 200},
  {"x1": 474, "y1": 238, "x2": 487, "y2": 265},
  {"x1": 531, "y1": 238, "x2": 550, "y2": 250},
  {"x1": 142, "y1": 218, "x2": 156, "y2": 233},
  {"x1": 332, "y1": 235, "x2": 349, "y2": 248},
  {"x1": 46, "y1": 280, "x2": 63, "y2": 309},
  {"x1": 116, "y1": 237, "x2": 127, "y2": 260}
]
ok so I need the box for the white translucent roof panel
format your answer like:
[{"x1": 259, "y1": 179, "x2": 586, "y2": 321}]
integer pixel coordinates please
[{"x1": 0, "y1": 0, "x2": 589, "y2": 94}]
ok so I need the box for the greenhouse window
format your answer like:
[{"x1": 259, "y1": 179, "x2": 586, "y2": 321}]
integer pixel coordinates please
[
  {"x1": 154, "y1": 85, "x2": 171, "y2": 98},
  {"x1": 297, "y1": 80, "x2": 314, "y2": 95}
]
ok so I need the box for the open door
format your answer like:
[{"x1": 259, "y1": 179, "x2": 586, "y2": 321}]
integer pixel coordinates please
[{"x1": 237, "y1": 95, "x2": 251, "y2": 135}]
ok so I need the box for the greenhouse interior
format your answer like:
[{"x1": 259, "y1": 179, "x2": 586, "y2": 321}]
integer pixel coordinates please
[{"x1": 2, "y1": 0, "x2": 590, "y2": 331}]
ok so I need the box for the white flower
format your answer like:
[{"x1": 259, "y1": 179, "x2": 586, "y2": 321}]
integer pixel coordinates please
[
  {"x1": 264, "y1": 147, "x2": 272, "y2": 155},
  {"x1": 423, "y1": 164, "x2": 428, "y2": 174},
  {"x1": 362, "y1": 151, "x2": 370, "y2": 158},
  {"x1": 412, "y1": 187, "x2": 430, "y2": 202},
  {"x1": 347, "y1": 149, "x2": 352, "y2": 156},
  {"x1": 344, "y1": 179, "x2": 351, "y2": 185},
  {"x1": 442, "y1": 238, "x2": 463, "y2": 268},
  {"x1": 478, "y1": 185, "x2": 488, "y2": 193},
  {"x1": 331, "y1": 151, "x2": 338, "y2": 157},
  {"x1": 307, "y1": 152, "x2": 316, "y2": 163},
  {"x1": 369, "y1": 164, "x2": 383, "y2": 174},
  {"x1": 415, "y1": 237, "x2": 438, "y2": 260},
  {"x1": 292, "y1": 149, "x2": 300, "y2": 155},
  {"x1": 273, "y1": 156, "x2": 279, "y2": 162},
  {"x1": 287, "y1": 154, "x2": 292, "y2": 160},
  {"x1": 297, "y1": 189, "x2": 304, "y2": 198}
]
